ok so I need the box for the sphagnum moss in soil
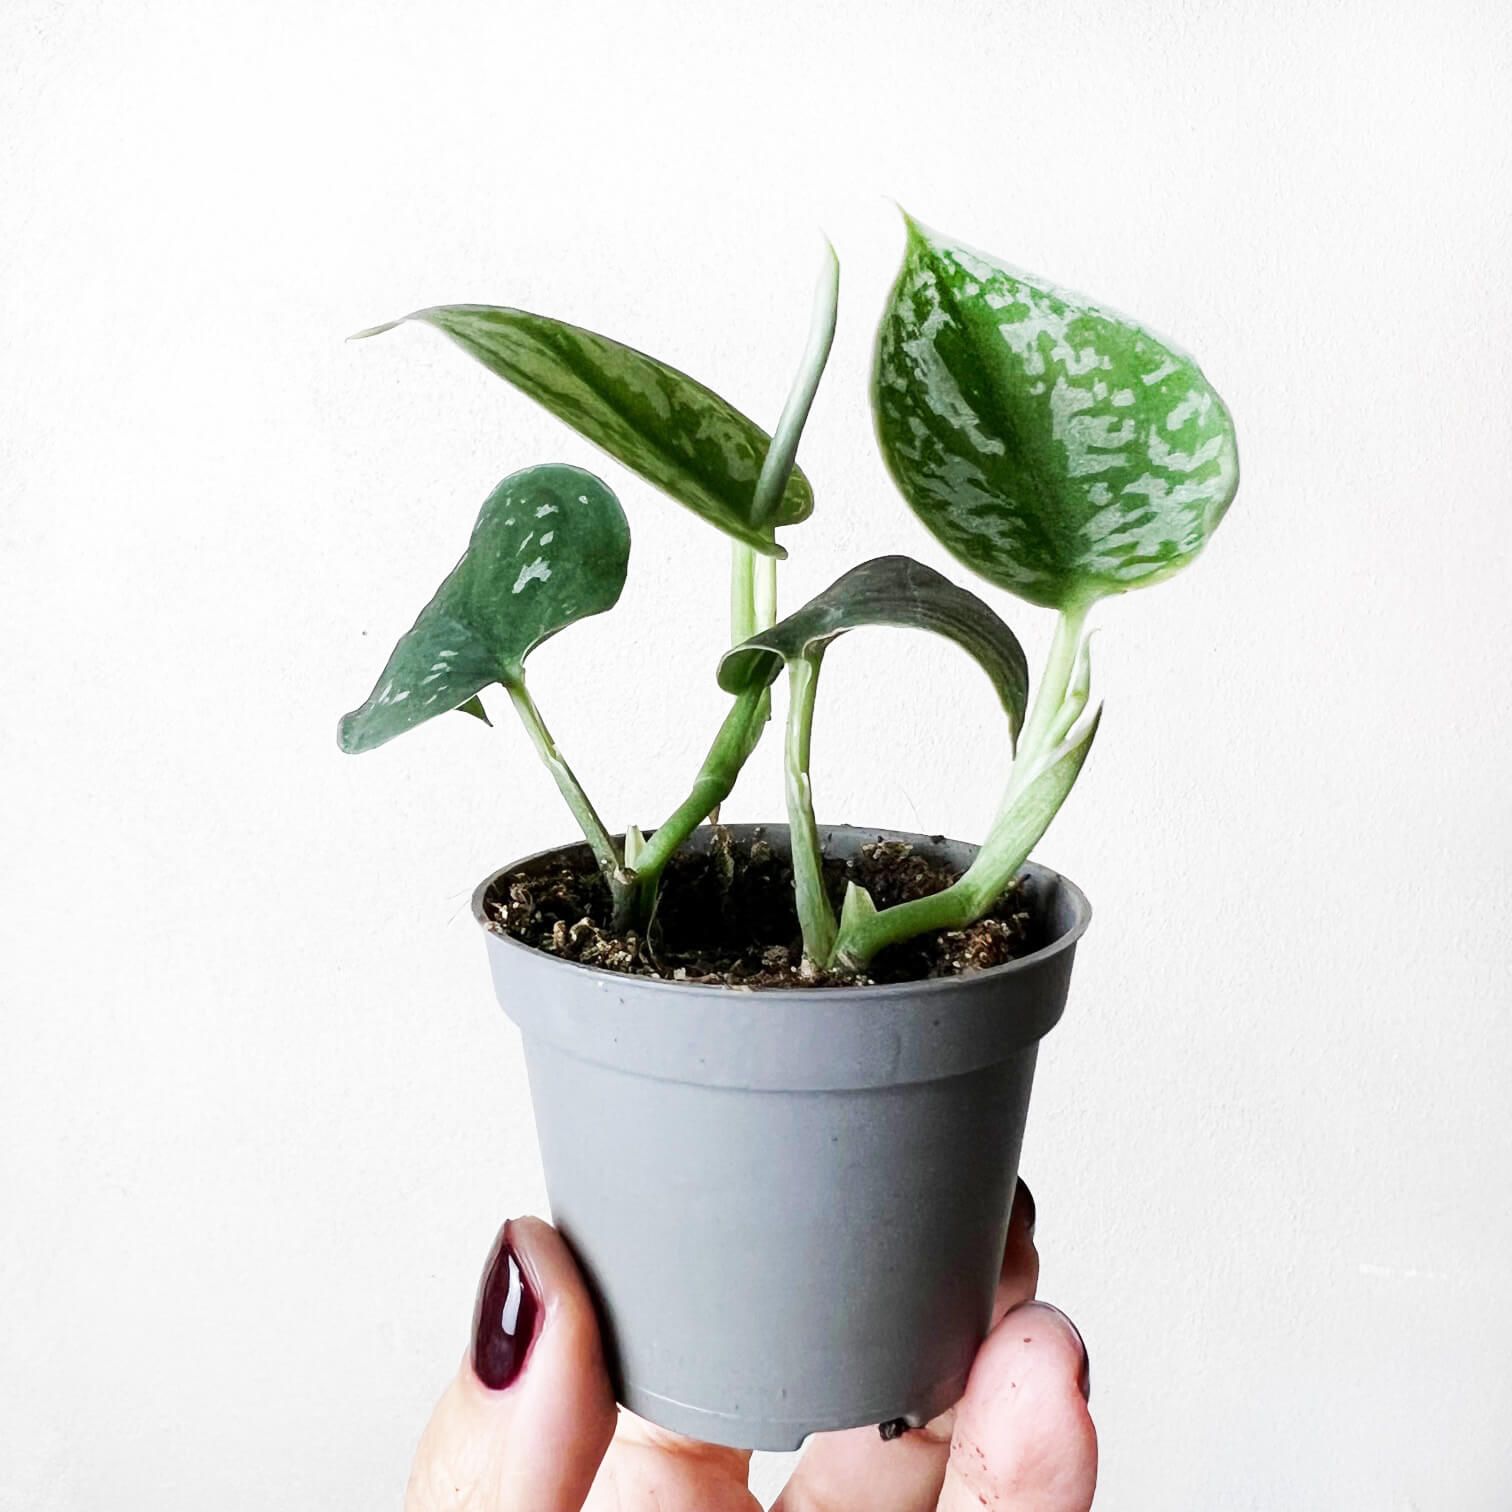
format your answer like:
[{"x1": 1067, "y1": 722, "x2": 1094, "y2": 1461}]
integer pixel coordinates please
[{"x1": 483, "y1": 831, "x2": 1035, "y2": 988}]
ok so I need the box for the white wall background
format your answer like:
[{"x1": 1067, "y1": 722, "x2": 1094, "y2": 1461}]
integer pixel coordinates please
[{"x1": 3, "y1": 1, "x2": 1509, "y2": 1507}]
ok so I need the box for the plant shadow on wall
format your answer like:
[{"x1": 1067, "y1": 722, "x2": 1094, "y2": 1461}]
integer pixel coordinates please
[{"x1": 334, "y1": 210, "x2": 1240, "y2": 1451}]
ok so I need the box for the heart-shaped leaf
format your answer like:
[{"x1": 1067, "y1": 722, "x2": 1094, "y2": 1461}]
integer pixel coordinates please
[
  {"x1": 718, "y1": 554, "x2": 1029, "y2": 744},
  {"x1": 873, "y1": 218, "x2": 1239, "y2": 610},
  {"x1": 355, "y1": 305, "x2": 814, "y2": 556},
  {"x1": 339, "y1": 464, "x2": 629, "y2": 754}
]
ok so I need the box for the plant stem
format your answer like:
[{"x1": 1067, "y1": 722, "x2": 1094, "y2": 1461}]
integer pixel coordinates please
[
  {"x1": 784, "y1": 653, "x2": 836, "y2": 964},
  {"x1": 631, "y1": 234, "x2": 821, "y2": 930},
  {"x1": 503, "y1": 674, "x2": 624, "y2": 888},
  {"x1": 731, "y1": 541, "x2": 759, "y2": 644},
  {"x1": 622, "y1": 683, "x2": 769, "y2": 921},
  {"x1": 730, "y1": 532, "x2": 778, "y2": 731},
  {"x1": 1011, "y1": 600, "x2": 1091, "y2": 776},
  {"x1": 755, "y1": 547, "x2": 778, "y2": 632},
  {"x1": 830, "y1": 602, "x2": 1096, "y2": 972}
]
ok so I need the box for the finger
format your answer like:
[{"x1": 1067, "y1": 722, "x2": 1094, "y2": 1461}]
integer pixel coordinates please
[
  {"x1": 937, "y1": 1301, "x2": 1096, "y2": 1512},
  {"x1": 405, "y1": 1216, "x2": 617, "y2": 1512},
  {"x1": 583, "y1": 1411, "x2": 761, "y2": 1512},
  {"x1": 771, "y1": 1179, "x2": 1039, "y2": 1512}
]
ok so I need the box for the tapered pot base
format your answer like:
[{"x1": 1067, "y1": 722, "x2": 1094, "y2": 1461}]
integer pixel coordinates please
[{"x1": 475, "y1": 825, "x2": 1090, "y2": 1451}]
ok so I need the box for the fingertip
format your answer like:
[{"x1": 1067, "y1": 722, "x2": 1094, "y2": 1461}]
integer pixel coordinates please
[
  {"x1": 967, "y1": 1303, "x2": 1092, "y2": 1448},
  {"x1": 469, "y1": 1221, "x2": 542, "y2": 1392},
  {"x1": 424, "y1": 1217, "x2": 617, "y2": 1512},
  {"x1": 467, "y1": 1216, "x2": 610, "y2": 1397},
  {"x1": 993, "y1": 1179, "x2": 1041, "y2": 1323},
  {"x1": 941, "y1": 1300, "x2": 1097, "y2": 1511},
  {"x1": 1019, "y1": 1302, "x2": 1090, "y2": 1404}
]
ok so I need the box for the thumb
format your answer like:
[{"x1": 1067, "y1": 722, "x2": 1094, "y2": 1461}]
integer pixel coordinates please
[
  {"x1": 405, "y1": 1216, "x2": 618, "y2": 1512},
  {"x1": 937, "y1": 1301, "x2": 1096, "y2": 1512}
]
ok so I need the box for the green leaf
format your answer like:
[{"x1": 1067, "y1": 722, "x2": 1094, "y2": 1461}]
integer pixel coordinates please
[
  {"x1": 873, "y1": 217, "x2": 1239, "y2": 610},
  {"x1": 623, "y1": 824, "x2": 648, "y2": 870},
  {"x1": 338, "y1": 464, "x2": 629, "y2": 754},
  {"x1": 354, "y1": 305, "x2": 814, "y2": 556},
  {"x1": 718, "y1": 553, "x2": 1029, "y2": 745},
  {"x1": 838, "y1": 878, "x2": 877, "y2": 933},
  {"x1": 750, "y1": 239, "x2": 839, "y2": 528},
  {"x1": 457, "y1": 694, "x2": 492, "y2": 726}
]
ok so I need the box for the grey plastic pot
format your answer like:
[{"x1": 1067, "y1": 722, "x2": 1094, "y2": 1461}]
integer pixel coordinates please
[{"x1": 472, "y1": 824, "x2": 1090, "y2": 1451}]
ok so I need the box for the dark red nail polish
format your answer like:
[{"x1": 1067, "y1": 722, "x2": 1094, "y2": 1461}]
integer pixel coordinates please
[
  {"x1": 471, "y1": 1222, "x2": 539, "y2": 1391},
  {"x1": 1017, "y1": 1177, "x2": 1036, "y2": 1240}
]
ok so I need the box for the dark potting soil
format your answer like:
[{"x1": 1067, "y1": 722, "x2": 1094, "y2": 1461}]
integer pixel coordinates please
[{"x1": 481, "y1": 829, "x2": 1036, "y2": 988}]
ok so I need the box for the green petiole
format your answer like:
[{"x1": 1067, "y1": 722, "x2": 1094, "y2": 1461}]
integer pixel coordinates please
[
  {"x1": 830, "y1": 606, "x2": 1098, "y2": 973},
  {"x1": 784, "y1": 652, "x2": 836, "y2": 964},
  {"x1": 617, "y1": 682, "x2": 770, "y2": 928},
  {"x1": 503, "y1": 673, "x2": 627, "y2": 901}
]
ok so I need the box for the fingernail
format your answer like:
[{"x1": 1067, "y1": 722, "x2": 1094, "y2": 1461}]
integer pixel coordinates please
[
  {"x1": 471, "y1": 1220, "x2": 540, "y2": 1391},
  {"x1": 1017, "y1": 1177, "x2": 1036, "y2": 1240},
  {"x1": 1024, "y1": 1302, "x2": 1090, "y2": 1403}
]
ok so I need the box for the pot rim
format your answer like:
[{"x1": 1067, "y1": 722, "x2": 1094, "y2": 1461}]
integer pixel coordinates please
[{"x1": 469, "y1": 822, "x2": 1091, "y2": 1000}]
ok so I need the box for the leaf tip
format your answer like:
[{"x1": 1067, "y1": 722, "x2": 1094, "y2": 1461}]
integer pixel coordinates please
[
  {"x1": 347, "y1": 317, "x2": 406, "y2": 342},
  {"x1": 457, "y1": 694, "x2": 493, "y2": 728},
  {"x1": 840, "y1": 879, "x2": 878, "y2": 931},
  {"x1": 890, "y1": 202, "x2": 929, "y2": 241}
]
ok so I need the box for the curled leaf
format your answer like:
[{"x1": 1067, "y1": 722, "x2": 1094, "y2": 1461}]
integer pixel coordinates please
[
  {"x1": 339, "y1": 464, "x2": 629, "y2": 754},
  {"x1": 719, "y1": 554, "x2": 1029, "y2": 745}
]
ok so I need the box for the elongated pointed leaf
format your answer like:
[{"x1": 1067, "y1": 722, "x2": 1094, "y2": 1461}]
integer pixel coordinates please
[
  {"x1": 339, "y1": 464, "x2": 629, "y2": 754},
  {"x1": 356, "y1": 305, "x2": 814, "y2": 555},
  {"x1": 718, "y1": 554, "x2": 1029, "y2": 743},
  {"x1": 751, "y1": 240, "x2": 839, "y2": 527},
  {"x1": 873, "y1": 218, "x2": 1239, "y2": 610}
]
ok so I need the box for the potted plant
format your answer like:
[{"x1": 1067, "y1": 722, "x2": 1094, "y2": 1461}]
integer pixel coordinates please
[{"x1": 338, "y1": 214, "x2": 1239, "y2": 1450}]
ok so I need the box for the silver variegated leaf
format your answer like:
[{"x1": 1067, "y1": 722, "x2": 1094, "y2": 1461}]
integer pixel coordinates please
[
  {"x1": 874, "y1": 218, "x2": 1239, "y2": 610},
  {"x1": 355, "y1": 305, "x2": 814, "y2": 556}
]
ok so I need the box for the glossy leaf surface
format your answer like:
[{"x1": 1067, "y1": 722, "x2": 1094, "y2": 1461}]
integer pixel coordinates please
[
  {"x1": 339, "y1": 465, "x2": 629, "y2": 754},
  {"x1": 874, "y1": 219, "x2": 1239, "y2": 609},
  {"x1": 356, "y1": 305, "x2": 813, "y2": 555},
  {"x1": 719, "y1": 554, "x2": 1029, "y2": 743}
]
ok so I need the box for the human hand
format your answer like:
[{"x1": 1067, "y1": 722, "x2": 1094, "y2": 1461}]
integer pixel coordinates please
[{"x1": 405, "y1": 1182, "x2": 1095, "y2": 1510}]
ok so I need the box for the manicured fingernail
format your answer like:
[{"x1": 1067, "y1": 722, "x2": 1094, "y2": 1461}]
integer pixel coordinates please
[
  {"x1": 471, "y1": 1220, "x2": 540, "y2": 1391},
  {"x1": 1024, "y1": 1302, "x2": 1090, "y2": 1403},
  {"x1": 1017, "y1": 1177, "x2": 1036, "y2": 1240}
]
